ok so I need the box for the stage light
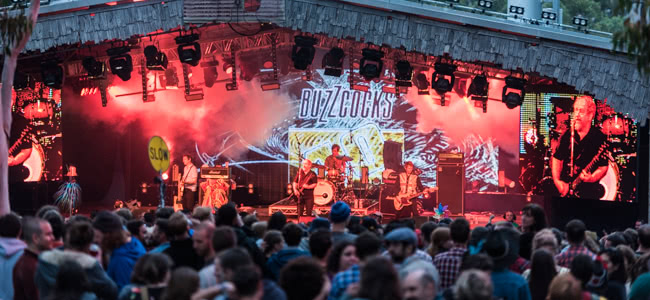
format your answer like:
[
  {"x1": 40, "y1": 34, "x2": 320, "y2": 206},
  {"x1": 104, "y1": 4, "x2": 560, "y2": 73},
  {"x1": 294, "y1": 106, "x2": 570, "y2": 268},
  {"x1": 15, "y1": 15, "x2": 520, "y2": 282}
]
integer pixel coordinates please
[
  {"x1": 144, "y1": 45, "x2": 168, "y2": 71},
  {"x1": 509, "y1": 5, "x2": 525, "y2": 15},
  {"x1": 200, "y1": 59, "x2": 218, "y2": 88},
  {"x1": 541, "y1": 11, "x2": 557, "y2": 21},
  {"x1": 478, "y1": 0, "x2": 493, "y2": 9},
  {"x1": 291, "y1": 36, "x2": 317, "y2": 70},
  {"x1": 41, "y1": 60, "x2": 63, "y2": 89},
  {"x1": 468, "y1": 74, "x2": 488, "y2": 98},
  {"x1": 322, "y1": 47, "x2": 345, "y2": 77},
  {"x1": 82, "y1": 57, "x2": 105, "y2": 79},
  {"x1": 13, "y1": 72, "x2": 34, "y2": 91},
  {"x1": 502, "y1": 76, "x2": 526, "y2": 109},
  {"x1": 175, "y1": 33, "x2": 201, "y2": 67},
  {"x1": 359, "y1": 48, "x2": 384, "y2": 81},
  {"x1": 573, "y1": 15, "x2": 588, "y2": 27},
  {"x1": 413, "y1": 72, "x2": 429, "y2": 95},
  {"x1": 432, "y1": 62, "x2": 456, "y2": 95},
  {"x1": 107, "y1": 46, "x2": 133, "y2": 81},
  {"x1": 395, "y1": 60, "x2": 413, "y2": 87},
  {"x1": 182, "y1": 64, "x2": 203, "y2": 101},
  {"x1": 225, "y1": 49, "x2": 238, "y2": 91}
]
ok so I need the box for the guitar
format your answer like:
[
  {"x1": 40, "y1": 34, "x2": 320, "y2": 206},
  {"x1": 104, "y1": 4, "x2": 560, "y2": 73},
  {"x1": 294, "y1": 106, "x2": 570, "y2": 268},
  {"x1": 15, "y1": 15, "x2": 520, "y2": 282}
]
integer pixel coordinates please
[
  {"x1": 289, "y1": 172, "x2": 314, "y2": 203},
  {"x1": 388, "y1": 187, "x2": 437, "y2": 210},
  {"x1": 8, "y1": 127, "x2": 34, "y2": 181},
  {"x1": 557, "y1": 142, "x2": 609, "y2": 198}
]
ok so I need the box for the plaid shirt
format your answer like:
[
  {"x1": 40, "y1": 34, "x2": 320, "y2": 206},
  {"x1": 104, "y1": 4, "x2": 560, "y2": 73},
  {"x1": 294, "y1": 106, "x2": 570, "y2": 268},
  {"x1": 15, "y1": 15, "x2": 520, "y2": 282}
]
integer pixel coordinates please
[
  {"x1": 555, "y1": 245, "x2": 596, "y2": 268},
  {"x1": 328, "y1": 264, "x2": 360, "y2": 300},
  {"x1": 433, "y1": 246, "x2": 467, "y2": 290}
]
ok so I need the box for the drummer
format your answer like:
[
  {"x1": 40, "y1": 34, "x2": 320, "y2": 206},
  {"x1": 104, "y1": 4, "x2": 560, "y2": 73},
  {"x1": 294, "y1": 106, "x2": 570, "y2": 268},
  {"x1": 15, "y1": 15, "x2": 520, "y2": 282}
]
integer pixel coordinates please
[{"x1": 325, "y1": 144, "x2": 352, "y2": 181}]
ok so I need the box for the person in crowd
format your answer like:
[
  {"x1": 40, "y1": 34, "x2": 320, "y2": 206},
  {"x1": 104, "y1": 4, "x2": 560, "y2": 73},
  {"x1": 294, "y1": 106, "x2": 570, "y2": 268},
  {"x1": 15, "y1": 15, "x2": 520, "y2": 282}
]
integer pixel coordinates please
[
  {"x1": 243, "y1": 214, "x2": 259, "y2": 229},
  {"x1": 484, "y1": 228, "x2": 531, "y2": 300},
  {"x1": 428, "y1": 227, "x2": 451, "y2": 259},
  {"x1": 623, "y1": 228, "x2": 638, "y2": 252},
  {"x1": 329, "y1": 232, "x2": 382, "y2": 300},
  {"x1": 193, "y1": 222, "x2": 217, "y2": 266},
  {"x1": 280, "y1": 257, "x2": 330, "y2": 300},
  {"x1": 127, "y1": 219, "x2": 147, "y2": 245},
  {"x1": 504, "y1": 211, "x2": 520, "y2": 229},
  {"x1": 266, "y1": 222, "x2": 310, "y2": 280},
  {"x1": 310, "y1": 229, "x2": 333, "y2": 268},
  {"x1": 262, "y1": 230, "x2": 284, "y2": 258},
  {"x1": 636, "y1": 224, "x2": 650, "y2": 256},
  {"x1": 252, "y1": 221, "x2": 268, "y2": 248},
  {"x1": 361, "y1": 216, "x2": 380, "y2": 236},
  {"x1": 468, "y1": 227, "x2": 489, "y2": 250},
  {"x1": 347, "y1": 216, "x2": 366, "y2": 235},
  {"x1": 585, "y1": 259, "x2": 621, "y2": 300},
  {"x1": 419, "y1": 222, "x2": 438, "y2": 251},
  {"x1": 215, "y1": 203, "x2": 267, "y2": 274},
  {"x1": 330, "y1": 201, "x2": 357, "y2": 244},
  {"x1": 199, "y1": 225, "x2": 237, "y2": 289},
  {"x1": 0, "y1": 212, "x2": 26, "y2": 300},
  {"x1": 630, "y1": 252, "x2": 650, "y2": 283},
  {"x1": 522, "y1": 229, "x2": 569, "y2": 279},
  {"x1": 385, "y1": 227, "x2": 431, "y2": 268},
  {"x1": 118, "y1": 253, "x2": 173, "y2": 300},
  {"x1": 47, "y1": 260, "x2": 97, "y2": 300},
  {"x1": 453, "y1": 269, "x2": 493, "y2": 300},
  {"x1": 13, "y1": 217, "x2": 54, "y2": 300},
  {"x1": 117, "y1": 207, "x2": 133, "y2": 221},
  {"x1": 546, "y1": 273, "x2": 582, "y2": 300},
  {"x1": 144, "y1": 211, "x2": 156, "y2": 234},
  {"x1": 326, "y1": 240, "x2": 358, "y2": 278},
  {"x1": 433, "y1": 218, "x2": 470, "y2": 290},
  {"x1": 398, "y1": 259, "x2": 440, "y2": 300},
  {"x1": 629, "y1": 254, "x2": 650, "y2": 300},
  {"x1": 228, "y1": 265, "x2": 265, "y2": 300},
  {"x1": 42, "y1": 209, "x2": 65, "y2": 248},
  {"x1": 161, "y1": 267, "x2": 199, "y2": 300},
  {"x1": 164, "y1": 212, "x2": 203, "y2": 270},
  {"x1": 156, "y1": 207, "x2": 175, "y2": 220},
  {"x1": 459, "y1": 253, "x2": 494, "y2": 273},
  {"x1": 151, "y1": 219, "x2": 171, "y2": 253},
  {"x1": 193, "y1": 206, "x2": 215, "y2": 223},
  {"x1": 597, "y1": 248, "x2": 627, "y2": 300},
  {"x1": 604, "y1": 232, "x2": 627, "y2": 249},
  {"x1": 36, "y1": 220, "x2": 118, "y2": 300},
  {"x1": 268, "y1": 212, "x2": 287, "y2": 231},
  {"x1": 36, "y1": 205, "x2": 59, "y2": 218},
  {"x1": 519, "y1": 203, "x2": 547, "y2": 260},
  {"x1": 569, "y1": 254, "x2": 603, "y2": 300},
  {"x1": 348, "y1": 256, "x2": 402, "y2": 300},
  {"x1": 614, "y1": 244, "x2": 636, "y2": 281},
  {"x1": 556, "y1": 220, "x2": 596, "y2": 268},
  {"x1": 92, "y1": 210, "x2": 146, "y2": 289},
  {"x1": 526, "y1": 249, "x2": 557, "y2": 300},
  {"x1": 300, "y1": 217, "x2": 331, "y2": 252}
]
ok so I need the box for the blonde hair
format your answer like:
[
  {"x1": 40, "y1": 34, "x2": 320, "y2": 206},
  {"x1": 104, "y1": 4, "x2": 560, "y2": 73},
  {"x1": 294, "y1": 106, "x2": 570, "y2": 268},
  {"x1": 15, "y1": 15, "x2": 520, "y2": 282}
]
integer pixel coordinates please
[{"x1": 532, "y1": 229, "x2": 558, "y2": 255}]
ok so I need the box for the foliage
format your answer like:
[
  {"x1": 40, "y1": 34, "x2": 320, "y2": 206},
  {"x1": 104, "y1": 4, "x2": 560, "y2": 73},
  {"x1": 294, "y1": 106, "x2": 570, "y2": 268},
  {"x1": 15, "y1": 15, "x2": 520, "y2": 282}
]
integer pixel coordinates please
[
  {"x1": 0, "y1": 1, "x2": 34, "y2": 55},
  {"x1": 612, "y1": 0, "x2": 650, "y2": 75}
]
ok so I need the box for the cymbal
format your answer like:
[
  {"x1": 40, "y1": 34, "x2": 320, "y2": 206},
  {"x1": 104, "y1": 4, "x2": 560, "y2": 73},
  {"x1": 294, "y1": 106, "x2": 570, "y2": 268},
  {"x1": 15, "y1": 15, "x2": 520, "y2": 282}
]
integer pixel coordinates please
[
  {"x1": 312, "y1": 163, "x2": 327, "y2": 169},
  {"x1": 337, "y1": 155, "x2": 353, "y2": 161}
]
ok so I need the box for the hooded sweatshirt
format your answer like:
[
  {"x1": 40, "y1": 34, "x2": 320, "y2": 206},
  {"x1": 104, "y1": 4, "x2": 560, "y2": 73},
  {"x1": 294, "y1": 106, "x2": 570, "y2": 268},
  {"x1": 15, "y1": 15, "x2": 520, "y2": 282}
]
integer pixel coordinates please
[
  {"x1": 107, "y1": 237, "x2": 146, "y2": 290},
  {"x1": 35, "y1": 249, "x2": 118, "y2": 300},
  {"x1": 0, "y1": 237, "x2": 26, "y2": 300},
  {"x1": 266, "y1": 247, "x2": 309, "y2": 280}
]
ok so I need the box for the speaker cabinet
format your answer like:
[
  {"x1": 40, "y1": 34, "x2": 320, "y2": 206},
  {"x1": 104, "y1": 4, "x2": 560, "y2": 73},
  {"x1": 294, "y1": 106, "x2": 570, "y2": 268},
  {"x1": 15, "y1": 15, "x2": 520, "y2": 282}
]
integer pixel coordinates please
[
  {"x1": 379, "y1": 184, "x2": 400, "y2": 216},
  {"x1": 438, "y1": 163, "x2": 465, "y2": 215}
]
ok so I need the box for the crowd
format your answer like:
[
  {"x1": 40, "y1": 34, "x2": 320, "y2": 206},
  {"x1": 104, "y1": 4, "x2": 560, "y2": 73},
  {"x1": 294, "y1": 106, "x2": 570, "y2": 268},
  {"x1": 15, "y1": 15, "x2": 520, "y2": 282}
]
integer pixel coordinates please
[{"x1": 1, "y1": 201, "x2": 650, "y2": 300}]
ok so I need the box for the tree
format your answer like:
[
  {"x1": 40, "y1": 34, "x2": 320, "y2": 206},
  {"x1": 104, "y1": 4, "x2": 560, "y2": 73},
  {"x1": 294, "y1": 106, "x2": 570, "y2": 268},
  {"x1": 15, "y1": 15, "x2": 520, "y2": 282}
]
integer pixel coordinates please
[
  {"x1": 0, "y1": 0, "x2": 40, "y2": 215},
  {"x1": 613, "y1": 0, "x2": 650, "y2": 75}
]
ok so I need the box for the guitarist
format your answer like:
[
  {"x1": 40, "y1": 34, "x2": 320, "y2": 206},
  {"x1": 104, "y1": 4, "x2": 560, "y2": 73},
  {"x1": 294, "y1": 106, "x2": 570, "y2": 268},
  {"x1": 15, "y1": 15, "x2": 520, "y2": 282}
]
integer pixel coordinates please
[
  {"x1": 551, "y1": 96, "x2": 608, "y2": 199},
  {"x1": 292, "y1": 159, "x2": 317, "y2": 217},
  {"x1": 8, "y1": 110, "x2": 33, "y2": 183},
  {"x1": 397, "y1": 161, "x2": 428, "y2": 218},
  {"x1": 181, "y1": 154, "x2": 198, "y2": 211}
]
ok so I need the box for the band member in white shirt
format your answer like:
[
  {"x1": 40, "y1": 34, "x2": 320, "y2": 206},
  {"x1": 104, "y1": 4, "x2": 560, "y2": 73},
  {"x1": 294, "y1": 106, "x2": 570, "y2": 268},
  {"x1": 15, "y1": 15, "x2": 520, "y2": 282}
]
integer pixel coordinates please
[{"x1": 181, "y1": 154, "x2": 198, "y2": 211}]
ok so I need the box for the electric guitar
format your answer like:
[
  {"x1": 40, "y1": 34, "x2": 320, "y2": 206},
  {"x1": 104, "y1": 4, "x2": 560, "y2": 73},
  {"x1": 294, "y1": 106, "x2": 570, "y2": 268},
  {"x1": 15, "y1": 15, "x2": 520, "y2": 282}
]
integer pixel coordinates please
[
  {"x1": 8, "y1": 127, "x2": 33, "y2": 181},
  {"x1": 558, "y1": 142, "x2": 609, "y2": 198},
  {"x1": 289, "y1": 172, "x2": 314, "y2": 203},
  {"x1": 388, "y1": 187, "x2": 437, "y2": 210}
]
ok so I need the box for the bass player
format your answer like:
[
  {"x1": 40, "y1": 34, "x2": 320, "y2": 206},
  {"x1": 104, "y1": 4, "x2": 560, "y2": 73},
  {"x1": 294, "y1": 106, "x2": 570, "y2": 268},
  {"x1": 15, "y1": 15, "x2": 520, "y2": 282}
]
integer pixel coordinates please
[
  {"x1": 551, "y1": 96, "x2": 608, "y2": 199},
  {"x1": 292, "y1": 159, "x2": 317, "y2": 217},
  {"x1": 396, "y1": 161, "x2": 429, "y2": 218}
]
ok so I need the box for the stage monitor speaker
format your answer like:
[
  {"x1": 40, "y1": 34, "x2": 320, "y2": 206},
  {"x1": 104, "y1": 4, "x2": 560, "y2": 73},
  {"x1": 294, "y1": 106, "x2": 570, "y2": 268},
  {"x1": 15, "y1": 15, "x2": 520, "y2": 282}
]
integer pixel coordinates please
[
  {"x1": 438, "y1": 163, "x2": 465, "y2": 215},
  {"x1": 379, "y1": 184, "x2": 400, "y2": 216},
  {"x1": 383, "y1": 141, "x2": 403, "y2": 171}
]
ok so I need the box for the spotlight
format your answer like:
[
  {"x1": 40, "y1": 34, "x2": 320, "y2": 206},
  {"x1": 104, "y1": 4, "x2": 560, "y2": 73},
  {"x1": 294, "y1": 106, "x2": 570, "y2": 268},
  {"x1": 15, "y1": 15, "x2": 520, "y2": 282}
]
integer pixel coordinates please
[
  {"x1": 541, "y1": 11, "x2": 557, "y2": 21},
  {"x1": 478, "y1": 0, "x2": 493, "y2": 9},
  {"x1": 144, "y1": 45, "x2": 168, "y2": 71},
  {"x1": 291, "y1": 36, "x2": 317, "y2": 70},
  {"x1": 432, "y1": 62, "x2": 456, "y2": 95},
  {"x1": 467, "y1": 74, "x2": 488, "y2": 98},
  {"x1": 107, "y1": 46, "x2": 133, "y2": 81},
  {"x1": 223, "y1": 62, "x2": 233, "y2": 75},
  {"x1": 322, "y1": 47, "x2": 345, "y2": 77},
  {"x1": 82, "y1": 57, "x2": 105, "y2": 79},
  {"x1": 13, "y1": 72, "x2": 34, "y2": 91},
  {"x1": 359, "y1": 48, "x2": 384, "y2": 81},
  {"x1": 395, "y1": 60, "x2": 413, "y2": 87},
  {"x1": 175, "y1": 33, "x2": 201, "y2": 67},
  {"x1": 41, "y1": 60, "x2": 63, "y2": 89},
  {"x1": 413, "y1": 72, "x2": 429, "y2": 95},
  {"x1": 572, "y1": 15, "x2": 588, "y2": 27},
  {"x1": 200, "y1": 59, "x2": 218, "y2": 88},
  {"x1": 502, "y1": 76, "x2": 526, "y2": 109},
  {"x1": 509, "y1": 5, "x2": 525, "y2": 15}
]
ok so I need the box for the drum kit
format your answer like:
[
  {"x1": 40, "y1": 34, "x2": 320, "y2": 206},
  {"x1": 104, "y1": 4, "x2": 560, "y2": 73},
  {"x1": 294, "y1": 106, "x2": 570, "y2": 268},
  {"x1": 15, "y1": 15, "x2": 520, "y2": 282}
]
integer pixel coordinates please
[{"x1": 311, "y1": 156, "x2": 369, "y2": 207}]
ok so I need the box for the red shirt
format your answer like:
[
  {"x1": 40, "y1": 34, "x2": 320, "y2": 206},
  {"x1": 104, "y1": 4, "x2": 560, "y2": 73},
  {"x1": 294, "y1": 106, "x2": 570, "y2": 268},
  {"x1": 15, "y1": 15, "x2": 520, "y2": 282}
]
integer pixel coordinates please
[{"x1": 13, "y1": 248, "x2": 39, "y2": 300}]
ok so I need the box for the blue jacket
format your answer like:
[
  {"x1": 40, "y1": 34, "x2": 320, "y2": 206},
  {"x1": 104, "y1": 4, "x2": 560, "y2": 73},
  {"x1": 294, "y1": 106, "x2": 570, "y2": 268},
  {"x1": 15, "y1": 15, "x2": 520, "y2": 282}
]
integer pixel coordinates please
[
  {"x1": 0, "y1": 237, "x2": 26, "y2": 300},
  {"x1": 266, "y1": 247, "x2": 310, "y2": 280},
  {"x1": 107, "y1": 237, "x2": 146, "y2": 290},
  {"x1": 491, "y1": 269, "x2": 532, "y2": 300},
  {"x1": 35, "y1": 249, "x2": 118, "y2": 300}
]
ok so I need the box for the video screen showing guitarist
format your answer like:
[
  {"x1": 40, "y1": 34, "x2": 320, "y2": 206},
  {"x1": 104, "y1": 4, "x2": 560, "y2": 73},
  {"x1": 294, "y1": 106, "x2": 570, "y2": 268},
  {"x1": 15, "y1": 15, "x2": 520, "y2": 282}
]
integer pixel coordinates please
[
  {"x1": 292, "y1": 159, "x2": 317, "y2": 217},
  {"x1": 8, "y1": 111, "x2": 33, "y2": 183},
  {"x1": 551, "y1": 96, "x2": 608, "y2": 199},
  {"x1": 397, "y1": 161, "x2": 428, "y2": 218}
]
